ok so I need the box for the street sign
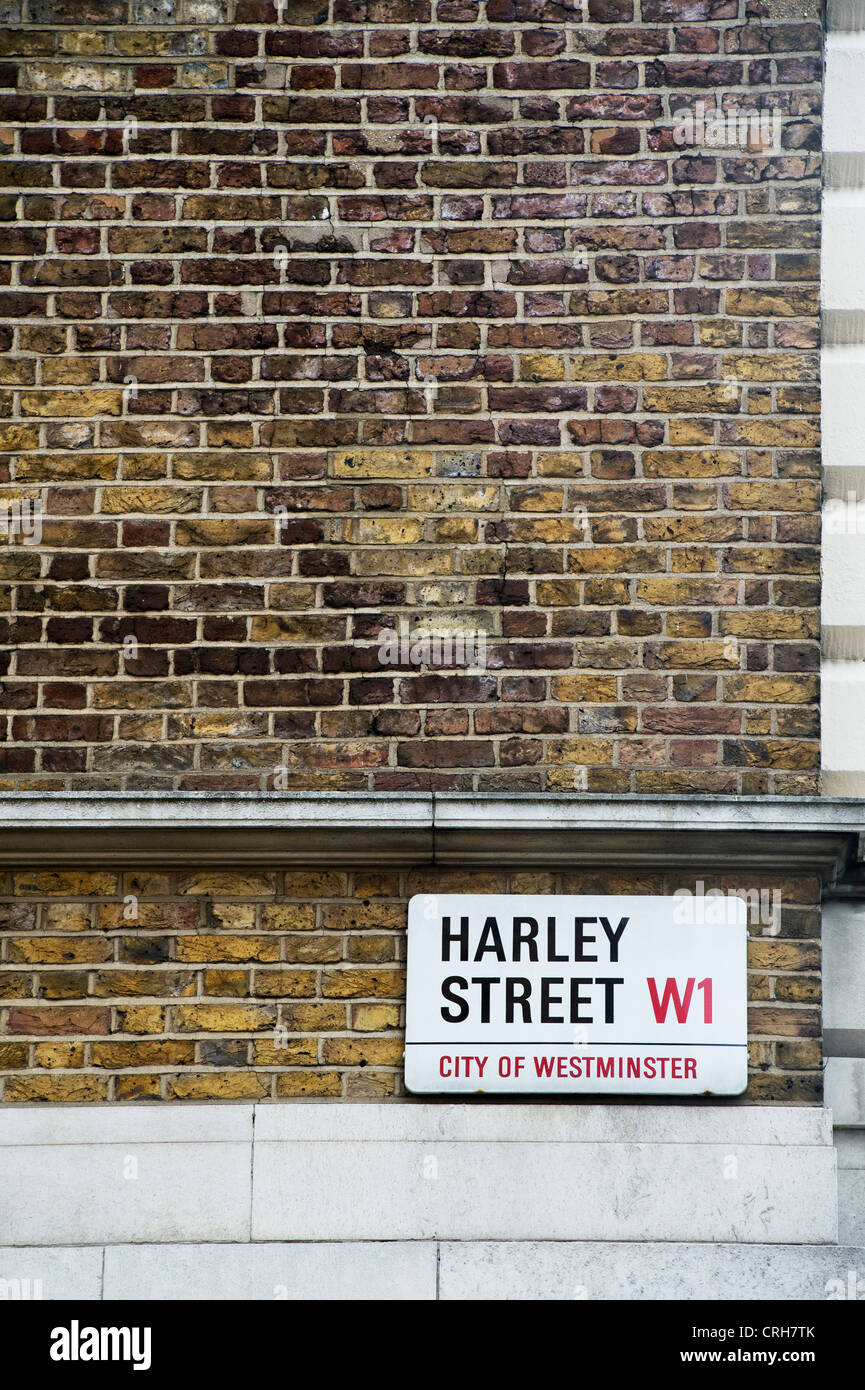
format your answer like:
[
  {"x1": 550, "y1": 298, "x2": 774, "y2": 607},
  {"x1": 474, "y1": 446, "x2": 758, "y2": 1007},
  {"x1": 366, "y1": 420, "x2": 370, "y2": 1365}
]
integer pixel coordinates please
[{"x1": 405, "y1": 894, "x2": 748, "y2": 1095}]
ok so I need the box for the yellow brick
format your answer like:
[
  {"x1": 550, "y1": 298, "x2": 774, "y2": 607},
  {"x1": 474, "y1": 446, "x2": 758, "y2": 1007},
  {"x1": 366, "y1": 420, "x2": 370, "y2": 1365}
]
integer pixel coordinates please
[
  {"x1": 566, "y1": 545, "x2": 663, "y2": 574},
  {"x1": 669, "y1": 545, "x2": 720, "y2": 570},
  {"x1": 747, "y1": 1074, "x2": 821, "y2": 1102},
  {"x1": 33, "y1": 1042, "x2": 85, "y2": 1068},
  {"x1": 90, "y1": 969, "x2": 195, "y2": 998},
  {"x1": 353, "y1": 549, "x2": 453, "y2": 576},
  {"x1": 284, "y1": 937, "x2": 342, "y2": 963},
  {"x1": 116, "y1": 1074, "x2": 162, "y2": 1100},
  {"x1": 96, "y1": 902, "x2": 194, "y2": 930},
  {"x1": 748, "y1": 1004, "x2": 820, "y2": 1036},
  {"x1": 432, "y1": 517, "x2": 478, "y2": 543},
  {"x1": 91, "y1": 1040, "x2": 194, "y2": 1067},
  {"x1": 4, "y1": 1075, "x2": 109, "y2": 1102},
  {"x1": 746, "y1": 711, "x2": 772, "y2": 735},
  {"x1": 0, "y1": 424, "x2": 40, "y2": 450},
  {"x1": 722, "y1": 419, "x2": 820, "y2": 448},
  {"x1": 721, "y1": 352, "x2": 816, "y2": 382},
  {"x1": 100, "y1": 487, "x2": 202, "y2": 514},
  {"x1": 347, "y1": 935, "x2": 395, "y2": 963},
  {"x1": 174, "y1": 452, "x2": 272, "y2": 481},
  {"x1": 669, "y1": 419, "x2": 716, "y2": 445},
  {"x1": 205, "y1": 903, "x2": 256, "y2": 931},
  {"x1": 260, "y1": 903, "x2": 318, "y2": 931},
  {"x1": 27, "y1": 62, "x2": 124, "y2": 91},
  {"x1": 502, "y1": 516, "x2": 585, "y2": 542},
  {"x1": 777, "y1": 387, "x2": 819, "y2": 413},
  {"x1": 727, "y1": 481, "x2": 820, "y2": 512},
  {"x1": 350, "y1": 1003, "x2": 400, "y2": 1031},
  {"x1": 719, "y1": 611, "x2": 818, "y2": 640},
  {"x1": 281, "y1": 1002, "x2": 346, "y2": 1031},
  {"x1": 341, "y1": 517, "x2": 425, "y2": 544},
  {"x1": 570, "y1": 352, "x2": 667, "y2": 381},
  {"x1": 203, "y1": 969, "x2": 250, "y2": 996},
  {"x1": 59, "y1": 32, "x2": 107, "y2": 56},
  {"x1": 406, "y1": 484, "x2": 499, "y2": 511},
  {"x1": 727, "y1": 288, "x2": 819, "y2": 318},
  {"x1": 321, "y1": 1038, "x2": 404, "y2": 1065},
  {"x1": 747, "y1": 974, "x2": 771, "y2": 1000},
  {"x1": 345, "y1": 1072, "x2": 397, "y2": 1098},
  {"x1": 176, "y1": 935, "x2": 279, "y2": 963},
  {"x1": 774, "y1": 975, "x2": 821, "y2": 1003},
  {"x1": 174, "y1": 1004, "x2": 276, "y2": 1032},
  {"x1": 738, "y1": 741, "x2": 819, "y2": 770},
  {"x1": 8, "y1": 937, "x2": 111, "y2": 965},
  {"x1": 776, "y1": 1038, "x2": 822, "y2": 1068},
  {"x1": 176, "y1": 872, "x2": 276, "y2": 897},
  {"x1": 13, "y1": 872, "x2": 118, "y2": 897},
  {"x1": 536, "y1": 579, "x2": 582, "y2": 605},
  {"x1": 275, "y1": 1071, "x2": 342, "y2": 1097},
  {"x1": 647, "y1": 641, "x2": 740, "y2": 669},
  {"x1": 547, "y1": 739, "x2": 614, "y2": 765},
  {"x1": 511, "y1": 872, "x2": 557, "y2": 893},
  {"x1": 644, "y1": 385, "x2": 740, "y2": 413},
  {"x1": 322, "y1": 904, "x2": 405, "y2": 932},
  {"x1": 43, "y1": 904, "x2": 92, "y2": 932},
  {"x1": 552, "y1": 675, "x2": 618, "y2": 702},
  {"x1": 282, "y1": 872, "x2": 348, "y2": 898},
  {"x1": 643, "y1": 450, "x2": 740, "y2": 477},
  {"x1": 352, "y1": 873, "x2": 400, "y2": 898},
  {"x1": 536, "y1": 451, "x2": 588, "y2": 477},
  {"x1": 166, "y1": 1073, "x2": 269, "y2": 1100},
  {"x1": 0, "y1": 973, "x2": 35, "y2": 1000},
  {"x1": 724, "y1": 675, "x2": 818, "y2": 704},
  {"x1": 253, "y1": 969, "x2": 317, "y2": 997},
  {"x1": 122, "y1": 873, "x2": 172, "y2": 897},
  {"x1": 510, "y1": 487, "x2": 565, "y2": 512},
  {"x1": 699, "y1": 321, "x2": 742, "y2": 347},
  {"x1": 176, "y1": 519, "x2": 271, "y2": 546},
  {"x1": 637, "y1": 577, "x2": 737, "y2": 606},
  {"x1": 519, "y1": 353, "x2": 565, "y2": 381},
  {"x1": 747, "y1": 940, "x2": 820, "y2": 971},
  {"x1": 115, "y1": 1006, "x2": 165, "y2": 1034},
  {"x1": 253, "y1": 1037, "x2": 318, "y2": 1065},
  {"x1": 321, "y1": 968, "x2": 405, "y2": 998},
  {"x1": 250, "y1": 615, "x2": 346, "y2": 642},
  {"x1": 20, "y1": 389, "x2": 123, "y2": 417},
  {"x1": 41, "y1": 359, "x2": 98, "y2": 386},
  {"x1": 667, "y1": 613, "x2": 710, "y2": 637},
  {"x1": 333, "y1": 449, "x2": 434, "y2": 479},
  {"x1": 405, "y1": 870, "x2": 505, "y2": 894}
]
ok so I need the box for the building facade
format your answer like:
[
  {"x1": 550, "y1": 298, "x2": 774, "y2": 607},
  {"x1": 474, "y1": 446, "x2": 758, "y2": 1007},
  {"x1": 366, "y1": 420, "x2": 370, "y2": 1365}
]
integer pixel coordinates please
[{"x1": 0, "y1": 0, "x2": 863, "y2": 1300}]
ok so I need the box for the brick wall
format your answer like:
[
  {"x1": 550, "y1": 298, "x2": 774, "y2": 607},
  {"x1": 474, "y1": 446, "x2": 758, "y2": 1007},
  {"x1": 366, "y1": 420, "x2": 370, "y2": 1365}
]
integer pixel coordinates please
[
  {"x1": 1, "y1": 0, "x2": 822, "y2": 794},
  {"x1": 0, "y1": 867, "x2": 822, "y2": 1102}
]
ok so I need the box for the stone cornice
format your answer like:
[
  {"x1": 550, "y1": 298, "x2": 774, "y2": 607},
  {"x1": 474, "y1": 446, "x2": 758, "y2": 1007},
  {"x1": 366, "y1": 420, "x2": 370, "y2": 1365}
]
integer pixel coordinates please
[{"x1": 0, "y1": 793, "x2": 861, "y2": 884}]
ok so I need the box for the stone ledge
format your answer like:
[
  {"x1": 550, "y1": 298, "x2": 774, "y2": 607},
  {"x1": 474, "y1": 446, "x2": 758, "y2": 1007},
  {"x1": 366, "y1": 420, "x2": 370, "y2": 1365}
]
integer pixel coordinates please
[
  {"x1": 0, "y1": 793, "x2": 860, "y2": 879},
  {"x1": 2, "y1": 1241, "x2": 862, "y2": 1302}
]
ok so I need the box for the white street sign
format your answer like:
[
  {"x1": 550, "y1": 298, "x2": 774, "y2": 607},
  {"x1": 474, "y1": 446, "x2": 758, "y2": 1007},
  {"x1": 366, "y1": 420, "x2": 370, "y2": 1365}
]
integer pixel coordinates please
[{"x1": 405, "y1": 894, "x2": 748, "y2": 1096}]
